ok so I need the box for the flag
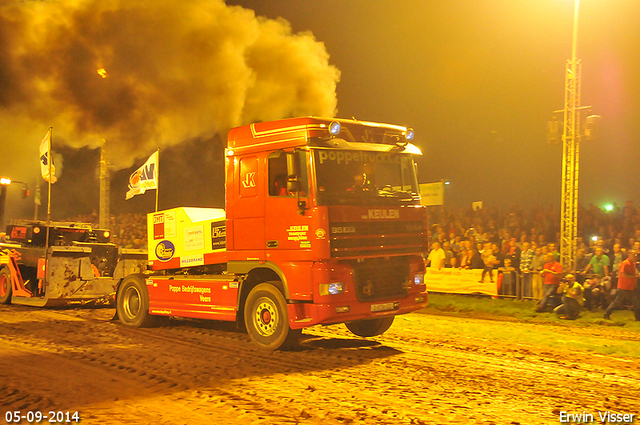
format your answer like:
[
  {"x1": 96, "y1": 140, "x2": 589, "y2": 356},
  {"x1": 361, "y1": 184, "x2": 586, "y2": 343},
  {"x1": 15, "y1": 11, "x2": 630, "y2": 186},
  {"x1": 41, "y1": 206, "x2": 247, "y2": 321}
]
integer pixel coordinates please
[
  {"x1": 126, "y1": 150, "x2": 158, "y2": 200},
  {"x1": 39, "y1": 129, "x2": 57, "y2": 184}
]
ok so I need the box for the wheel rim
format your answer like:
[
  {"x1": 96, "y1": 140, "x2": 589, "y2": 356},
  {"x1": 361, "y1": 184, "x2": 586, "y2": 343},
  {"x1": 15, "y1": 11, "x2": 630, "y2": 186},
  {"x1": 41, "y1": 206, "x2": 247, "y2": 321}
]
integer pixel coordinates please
[
  {"x1": 122, "y1": 285, "x2": 141, "y2": 319},
  {"x1": 0, "y1": 274, "x2": 8, "y2": 298},
  {"x1": 253, "y1": 297, "x2": 279, "y2": 337}
]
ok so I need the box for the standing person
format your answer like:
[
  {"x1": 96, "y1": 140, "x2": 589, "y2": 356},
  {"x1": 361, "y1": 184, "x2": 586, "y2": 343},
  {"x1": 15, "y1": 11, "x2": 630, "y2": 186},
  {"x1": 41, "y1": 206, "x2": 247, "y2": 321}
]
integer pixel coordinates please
[
  {"x1": 584, "y1": 247, "x2": 610, "y2": 279},
  {"x1": 507, "y1": 238, "x2": 522, "y2": 271},
  {"x1": 480, "y1": 247, "x2": 497, "y2": 283},
  {"x1": 519, "y1": 242, "x2": 534, "y2": 298},
  {"x1": 531, "y1": 244, "x2": 545, "y2": 300},
  {"x1": 459, "y1": 246, "x2": 470, "y2": 269},
  {"x1": 498, "y1": 258, "x2": 517, "y2": 295},
  {"x1": 426, "y1": 242, "x2": 446, "y2": 270},
  {"x1": 610, "y1": 243, "x2": 625, "y2": 289},
  {"x1": 536, "y1": 253, "x2": 563, "y2": 312},
  {"x1": 604, "y1": 250, "x2": 640, "y2": 320},
  {"x1": 554, "y1": 274, "x2": 584, "y2": 319},
  {"x1": 548, "y1": 243, "x2": 560, "y2": 262},
  {"x1": 491, "y1": 243, "x2": 505, "y2": 269},
  {"x1": 575, "y1": 248, "x2": 590, "y2": 284},
  {"x1": 468, "y1": 247, "x2": 484, "y2": 270},
  {"x1": 442, "y1": 241, "x2": 454, "y2": 268}
]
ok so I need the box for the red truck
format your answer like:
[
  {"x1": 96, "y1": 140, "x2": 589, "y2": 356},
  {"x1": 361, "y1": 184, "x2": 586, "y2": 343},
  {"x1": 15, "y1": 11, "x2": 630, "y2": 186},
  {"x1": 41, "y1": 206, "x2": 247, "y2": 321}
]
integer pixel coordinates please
[{"x1": 116, "y1": 117, "x2": 428, "y2": 349}]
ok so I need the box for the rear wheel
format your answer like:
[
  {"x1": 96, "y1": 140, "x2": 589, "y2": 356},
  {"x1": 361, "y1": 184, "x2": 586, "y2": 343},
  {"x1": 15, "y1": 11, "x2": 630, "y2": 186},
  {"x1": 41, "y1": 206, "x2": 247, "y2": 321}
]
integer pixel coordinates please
[
  {"x1": 244, "y1": 283, "x2": 299, "y2": 350},
  {"x1": 0, "y1": 267, "x2": 11, "y2": 304},
  {"x1": 116, "y1": 274, "x2": 163, "y2": 327},
  {"x1": 346, "y1": 316, "x2": 394, "y2": 337}
]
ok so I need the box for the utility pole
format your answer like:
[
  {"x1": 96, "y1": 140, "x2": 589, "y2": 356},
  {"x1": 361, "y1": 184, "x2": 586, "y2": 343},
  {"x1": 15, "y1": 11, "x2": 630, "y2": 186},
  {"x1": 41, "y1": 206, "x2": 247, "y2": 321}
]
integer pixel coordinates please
[
  {"x1": 34, "y1": 183, "x2": 40, "y2": 220},
  {"x1": 99, "y1": 141, "x2": 110, "y2": 229},
  {"x1": 0, "y1": 184, "x2": 7, "y2": 230}
]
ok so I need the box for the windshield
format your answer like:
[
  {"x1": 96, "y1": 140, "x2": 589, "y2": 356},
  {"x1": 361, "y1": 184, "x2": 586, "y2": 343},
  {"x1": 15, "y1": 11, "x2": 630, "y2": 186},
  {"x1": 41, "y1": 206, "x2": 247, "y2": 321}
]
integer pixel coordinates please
[{"x1": 313, "y1": 150, "x2": 419, "y2": 206}]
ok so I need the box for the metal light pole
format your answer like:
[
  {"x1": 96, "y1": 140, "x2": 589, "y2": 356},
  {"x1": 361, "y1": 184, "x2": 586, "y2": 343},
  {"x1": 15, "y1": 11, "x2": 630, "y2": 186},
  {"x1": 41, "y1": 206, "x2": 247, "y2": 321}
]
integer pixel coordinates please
[{"x1": 0, "y1": 178, "x2": 30, "y2": 230}]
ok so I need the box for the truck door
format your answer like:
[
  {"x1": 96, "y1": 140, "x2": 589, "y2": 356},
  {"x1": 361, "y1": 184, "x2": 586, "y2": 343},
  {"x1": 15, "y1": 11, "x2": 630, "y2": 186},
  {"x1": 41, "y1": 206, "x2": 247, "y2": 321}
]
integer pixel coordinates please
[
  {"x1": 232, "y1": 156, "x2": 265, "y2": 257},
  {"x1": 264, "y1": 151, "x2": 311, "y2": 257}
]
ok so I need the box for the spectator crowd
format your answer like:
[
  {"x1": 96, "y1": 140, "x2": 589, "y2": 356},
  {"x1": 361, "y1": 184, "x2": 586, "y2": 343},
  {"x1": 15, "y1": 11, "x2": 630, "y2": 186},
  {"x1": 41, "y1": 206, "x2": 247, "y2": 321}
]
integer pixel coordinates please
[{"x1": 425, "y1": 201, "x2": 640, "y2": 320}]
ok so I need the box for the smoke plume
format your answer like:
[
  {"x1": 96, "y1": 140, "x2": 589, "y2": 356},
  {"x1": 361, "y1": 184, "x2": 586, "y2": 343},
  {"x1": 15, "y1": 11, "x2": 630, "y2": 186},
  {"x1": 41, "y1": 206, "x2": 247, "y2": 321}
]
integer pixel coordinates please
[{"x1": 0, "y1": 0, "x2": 340, "y2": 178}]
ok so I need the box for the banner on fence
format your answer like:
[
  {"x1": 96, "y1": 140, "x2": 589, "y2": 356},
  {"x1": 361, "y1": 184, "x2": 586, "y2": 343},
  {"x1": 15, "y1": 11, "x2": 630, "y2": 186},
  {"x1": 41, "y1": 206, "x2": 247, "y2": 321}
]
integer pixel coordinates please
[{"x1": 425, "y1": 267, "x2": 498, "y2": 296}]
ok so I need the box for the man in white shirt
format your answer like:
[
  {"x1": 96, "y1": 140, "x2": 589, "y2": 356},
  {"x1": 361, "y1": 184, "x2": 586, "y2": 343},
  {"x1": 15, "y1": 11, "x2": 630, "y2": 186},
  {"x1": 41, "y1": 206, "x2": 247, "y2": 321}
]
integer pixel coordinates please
[{"x1": 426, "y1": 242, "x2": 446, "y2": 269}]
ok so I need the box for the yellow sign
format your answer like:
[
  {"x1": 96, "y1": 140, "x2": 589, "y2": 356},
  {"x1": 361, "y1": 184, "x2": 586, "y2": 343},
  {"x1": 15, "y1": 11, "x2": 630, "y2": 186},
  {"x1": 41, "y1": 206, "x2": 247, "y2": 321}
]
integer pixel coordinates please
[{"x1": 419, "y1": 182, "x2": 444, "y2": 206}]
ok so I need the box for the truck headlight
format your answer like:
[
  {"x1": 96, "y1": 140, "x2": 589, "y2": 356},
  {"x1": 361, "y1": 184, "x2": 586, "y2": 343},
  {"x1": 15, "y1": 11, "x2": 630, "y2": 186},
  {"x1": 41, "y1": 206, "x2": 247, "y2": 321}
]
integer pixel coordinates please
[
  {"x1": 414, "y1": 273, "x2": 424, "y2": 285},
  {"x1": 319, "y1": 282, "x2": 345, "y2": 296}
]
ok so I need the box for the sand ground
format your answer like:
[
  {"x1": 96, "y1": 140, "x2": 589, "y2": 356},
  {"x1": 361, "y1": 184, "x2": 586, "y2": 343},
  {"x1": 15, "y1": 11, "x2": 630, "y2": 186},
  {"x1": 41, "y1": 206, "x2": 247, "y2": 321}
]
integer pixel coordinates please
[{"x1": 1, "y1": 305, "x2": 639, "y2": 425}]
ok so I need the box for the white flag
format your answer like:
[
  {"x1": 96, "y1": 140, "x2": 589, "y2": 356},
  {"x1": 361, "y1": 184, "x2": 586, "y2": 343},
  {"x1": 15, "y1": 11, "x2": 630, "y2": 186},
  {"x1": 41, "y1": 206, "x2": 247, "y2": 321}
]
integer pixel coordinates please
[
  {"x1": 126, "y1": 151, "x2": 158, "y2": 200},
  {"x1": 39, "y1": 129, "x2": 57, "y2": 184}
]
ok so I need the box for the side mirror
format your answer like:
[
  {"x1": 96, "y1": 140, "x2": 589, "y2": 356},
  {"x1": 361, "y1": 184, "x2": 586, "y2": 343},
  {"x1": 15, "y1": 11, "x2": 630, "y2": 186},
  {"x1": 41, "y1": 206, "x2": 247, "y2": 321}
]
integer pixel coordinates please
[{"x1": 287, "y1": 180, "x2": 301, "y2": 193}]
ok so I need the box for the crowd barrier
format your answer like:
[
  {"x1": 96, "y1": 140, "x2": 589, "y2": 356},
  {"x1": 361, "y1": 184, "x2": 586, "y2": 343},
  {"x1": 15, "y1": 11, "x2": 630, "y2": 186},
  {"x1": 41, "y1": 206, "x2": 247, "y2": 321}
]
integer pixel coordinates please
[
  {"x1": 425, "y1": 268, "x2": 542, "y2": 300},
  {"x1": 425, "y1": 268, "x2": 497, "y2": 296}
]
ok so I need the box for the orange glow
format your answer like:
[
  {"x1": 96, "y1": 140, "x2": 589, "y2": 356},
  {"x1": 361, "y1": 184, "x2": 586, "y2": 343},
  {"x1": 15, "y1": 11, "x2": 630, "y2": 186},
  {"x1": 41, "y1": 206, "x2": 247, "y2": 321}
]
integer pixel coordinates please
[{"x1": 97, "y1": 68, "x2": 107, "y2": 78}]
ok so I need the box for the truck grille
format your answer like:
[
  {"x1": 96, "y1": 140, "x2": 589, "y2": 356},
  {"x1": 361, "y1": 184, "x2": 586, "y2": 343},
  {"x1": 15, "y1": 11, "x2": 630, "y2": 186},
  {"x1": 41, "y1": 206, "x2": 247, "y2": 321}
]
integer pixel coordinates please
[
  {"x1": 329, "y1": 220, "x2": 423, "y2": 258},
  {"x1": 350, "y1": 256, "x2": 410, "y2": 302}
]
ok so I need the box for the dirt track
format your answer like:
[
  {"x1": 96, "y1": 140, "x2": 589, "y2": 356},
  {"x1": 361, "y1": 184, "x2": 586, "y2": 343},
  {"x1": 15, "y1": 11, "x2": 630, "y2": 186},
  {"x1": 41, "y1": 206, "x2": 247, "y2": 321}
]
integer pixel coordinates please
[{"x1": 1, "y1": 305, "x2": 639, "y2": 425}]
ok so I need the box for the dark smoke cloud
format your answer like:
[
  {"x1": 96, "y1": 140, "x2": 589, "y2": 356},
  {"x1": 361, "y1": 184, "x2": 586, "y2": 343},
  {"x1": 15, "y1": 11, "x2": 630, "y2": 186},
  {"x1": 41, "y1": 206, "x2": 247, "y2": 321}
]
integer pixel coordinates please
[{"x1": 0, "y1": 0, "x2": 340, "y2": 178}]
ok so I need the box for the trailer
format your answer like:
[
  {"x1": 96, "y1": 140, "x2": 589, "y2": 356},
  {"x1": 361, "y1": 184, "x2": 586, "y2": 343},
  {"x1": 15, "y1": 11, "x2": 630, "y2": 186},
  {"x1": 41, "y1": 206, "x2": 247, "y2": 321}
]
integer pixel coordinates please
[{"x1": 0, "y1": 221, "x2": 147, "y2": 307}]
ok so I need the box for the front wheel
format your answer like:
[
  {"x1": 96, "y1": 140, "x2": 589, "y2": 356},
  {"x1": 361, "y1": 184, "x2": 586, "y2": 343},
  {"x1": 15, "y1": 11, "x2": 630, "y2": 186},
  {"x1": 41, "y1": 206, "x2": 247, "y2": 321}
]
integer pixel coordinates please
[
  {"x1": 346, "y1": 316, "x2": 394, "y2": 337},
  {"x1": 116, "y1": 274, "x2": 163, "y2": 327},
  {"x1": 0, "y1": 267, "x2": 12, "y2": 304},
  {"x1": 244, "y1": 283, "x2": 299, "y2": 350}
]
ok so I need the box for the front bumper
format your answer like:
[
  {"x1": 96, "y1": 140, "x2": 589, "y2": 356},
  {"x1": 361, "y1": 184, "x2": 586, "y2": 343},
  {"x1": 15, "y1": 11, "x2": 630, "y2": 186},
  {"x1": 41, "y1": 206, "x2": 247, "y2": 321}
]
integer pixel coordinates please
[{"x1": 287, "y1": 291, "x2": 428, "y2": 329}]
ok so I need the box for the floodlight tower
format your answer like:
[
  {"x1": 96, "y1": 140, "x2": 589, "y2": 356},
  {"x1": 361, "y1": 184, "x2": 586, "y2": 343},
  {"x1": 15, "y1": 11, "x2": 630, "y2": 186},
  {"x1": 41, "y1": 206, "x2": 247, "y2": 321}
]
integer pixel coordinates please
[
  {"x1": 552, "y1": 0, "x2": 601, "y2": 270},
  {"x1": 559, "y1": 0, "x2": 583, "y2": 271}
]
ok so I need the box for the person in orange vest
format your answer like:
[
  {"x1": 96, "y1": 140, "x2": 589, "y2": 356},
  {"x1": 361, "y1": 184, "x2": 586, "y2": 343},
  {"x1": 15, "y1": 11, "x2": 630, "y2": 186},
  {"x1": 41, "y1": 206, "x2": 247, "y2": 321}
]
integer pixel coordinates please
[{"x1": 604, "y1": 250, "x2": 640, "y2": 321}]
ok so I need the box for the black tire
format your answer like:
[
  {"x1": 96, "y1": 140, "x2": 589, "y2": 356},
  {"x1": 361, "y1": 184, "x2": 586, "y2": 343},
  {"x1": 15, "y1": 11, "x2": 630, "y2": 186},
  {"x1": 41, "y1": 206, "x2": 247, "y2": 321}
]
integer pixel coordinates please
[
  {"x1": 0, "y1": 267, "x2": 11, "y2": 304},
  {"x1": 346, "y1": 316, "x2": 395, "y2": 337},
  {"x1": 244, "y1": 282, "x2": 299, "y2": 350},
  {"x1": 116, "y1": 274, "x2": 163, "y2": 327}
]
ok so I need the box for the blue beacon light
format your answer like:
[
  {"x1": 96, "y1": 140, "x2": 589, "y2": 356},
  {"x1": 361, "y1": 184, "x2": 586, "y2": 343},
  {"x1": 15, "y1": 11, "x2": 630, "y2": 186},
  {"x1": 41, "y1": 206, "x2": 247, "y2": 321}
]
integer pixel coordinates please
[{"x1": 329, "y1": 121, "x2": 341, "y2": 136}]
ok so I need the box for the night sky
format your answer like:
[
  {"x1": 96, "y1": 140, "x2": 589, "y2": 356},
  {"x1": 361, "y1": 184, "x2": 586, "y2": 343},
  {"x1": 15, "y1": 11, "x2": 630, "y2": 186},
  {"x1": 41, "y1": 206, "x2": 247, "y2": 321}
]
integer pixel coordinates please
[
  {"x1": 226, "y1": 0, "x2": 640, "y2": 211},
  {"x1": 1, "y1": 0, "x2": 640, "y2": 221}
]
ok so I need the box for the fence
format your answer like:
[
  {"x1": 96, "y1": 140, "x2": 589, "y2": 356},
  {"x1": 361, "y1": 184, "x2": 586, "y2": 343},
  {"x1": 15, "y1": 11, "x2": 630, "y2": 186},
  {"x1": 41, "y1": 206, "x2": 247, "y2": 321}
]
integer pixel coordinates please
[{"x1": 425, "y1": 267, "x2": 543, "y2": 300}]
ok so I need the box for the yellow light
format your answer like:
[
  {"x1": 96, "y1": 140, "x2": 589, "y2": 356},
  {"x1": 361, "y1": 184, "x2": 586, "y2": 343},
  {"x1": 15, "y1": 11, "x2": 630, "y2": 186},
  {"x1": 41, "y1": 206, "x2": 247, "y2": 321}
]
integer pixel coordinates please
[
  {"x1": 0, "y1": 177, "x2": 11, "y2": 185},
  {"x1": 97, "y1": 68, "x2": 107, "y2": 78}
]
